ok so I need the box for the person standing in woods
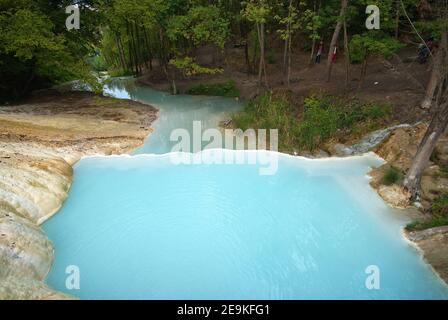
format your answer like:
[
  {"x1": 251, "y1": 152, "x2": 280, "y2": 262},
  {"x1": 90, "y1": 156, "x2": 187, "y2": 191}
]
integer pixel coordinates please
[
  {"x1": 315, "y1": 40, "x2": 324, "y2": 64},
  {"x1": 331, "y1": 45, "x2": 338, "y2": 63}
]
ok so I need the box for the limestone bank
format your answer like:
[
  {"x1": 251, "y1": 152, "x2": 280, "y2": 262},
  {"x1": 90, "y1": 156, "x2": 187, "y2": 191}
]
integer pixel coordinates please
[{"x1": 0, "y1": 91, "x2": 157, "y2": 299}]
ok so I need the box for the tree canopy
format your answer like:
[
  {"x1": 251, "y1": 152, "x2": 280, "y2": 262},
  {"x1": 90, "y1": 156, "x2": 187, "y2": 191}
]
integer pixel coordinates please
[{"x1": 0, "y1": 0, "x2": 445, "y2": 101}]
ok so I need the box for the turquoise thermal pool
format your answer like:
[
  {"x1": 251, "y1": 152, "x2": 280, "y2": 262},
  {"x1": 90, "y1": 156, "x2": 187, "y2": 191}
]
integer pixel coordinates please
[{"x1": 43, "y1": 80, "x2": 448, "y2": 299}]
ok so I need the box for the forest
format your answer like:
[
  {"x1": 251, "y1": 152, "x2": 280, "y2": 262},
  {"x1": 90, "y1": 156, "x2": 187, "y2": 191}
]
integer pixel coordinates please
[{"x1": 0, "y1": 1, "x2": 444, "y2": 96}]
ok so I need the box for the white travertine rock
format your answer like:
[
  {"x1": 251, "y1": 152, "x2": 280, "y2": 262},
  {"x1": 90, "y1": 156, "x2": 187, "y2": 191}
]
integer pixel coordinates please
[
  {"x1": 377, "y1": 185, "x2": 411, "y2": 209},
  {"x1": 0, "y1": 210, "x2": 53, "y2": 281},
  {"x1": 0, "y1": 276, "x2": 76, "y2": 300},
  {"x1": 0, "y1": 92, "x2": 157, "y2": 299}
]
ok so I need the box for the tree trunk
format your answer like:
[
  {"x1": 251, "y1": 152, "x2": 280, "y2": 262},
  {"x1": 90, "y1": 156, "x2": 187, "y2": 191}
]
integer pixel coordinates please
[
  {"x1": 287, "y1": 33, "x2": 292, "y2": 88},
  {"x1": 143, "y1": 27, "x2": 153, "y2": 71},
  {"x1": 255, "y1": 22, "x2": 268, "y2": 90},
  {"x1": 240, "y1": 21, "x2": 251, "y2": 75},
  {"x1": 285, "y1": 0, "x2": 293, "y2": 87},
  {"x1": 405, "y1": 31, "x2": 448, "y2": 199},
  {"x1": 309, "y1": 0, "x2": 320, "y2": 65},
  {"x1": 256, "y1": 23, "x2": 263, "y2": 90},
  {"x1": 395, "y1": 0, "x2": 400, "y2": 39},
  {"x1": 326, "y1": 0, "x2": 349, "y2": 82},
  {"x1": 158, "y1": 29, "x2": 169, "y2": 80},
  {"x1": 421, "y1": 31, "x2": 447, "y2": 109},
  {"x1": 134, "y1": 22, "x2": 142, "y2": 74},
  {"x1": 171, "y1": 70, "x2": 177, "y2": 95},
  {"x1": 343, "y1": 19, "x2": 350, "y2": 88},
  {"x1": 244, "y1": 33, "x2": 251, "y2": 75},
  {"x1": 125, "y1": 20, "x2": 137, "y2": 75},
  {"x1": 358, "y1": 55, "x2": 368, "y2": 90},
  {"x1": 283, "y1": 36, "x2": 288, "y2": 80},
  {"x1": 115, "y1": 33, "x2": 127, "y2": 72},
  {"x1": 404, "y1": 100, "x2": 448, "y2": 200},
  {"x1": 261, "y1": 23, "x2": 268, "y2": 88},
  {"x1": 310, "y1": 38, "x2": 316, "y2": 65}
]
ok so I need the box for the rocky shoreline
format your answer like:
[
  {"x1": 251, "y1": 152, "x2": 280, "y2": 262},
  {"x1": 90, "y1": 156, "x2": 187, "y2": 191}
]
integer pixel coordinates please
[
  {"x1": 0, "y1": 91, "x2": 158, "y2": 299},
  {"x1": 368, "y1": 124, "x2": 448, "y2": 284}
]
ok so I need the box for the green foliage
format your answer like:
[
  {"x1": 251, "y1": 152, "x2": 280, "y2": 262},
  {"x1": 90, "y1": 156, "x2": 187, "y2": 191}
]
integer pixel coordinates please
[
  {"x1": 406, "y1": 216, "x2": 448, "y2": 232},
  {"x1": 108, "y1": 69, "x2": 134, "y2": 77},
  {"x1": 440, "y1": 165, "x2": 448, "y2": 178},
  {"x1": 187, "y1": 81, "x2": 239, "y2": 97},
  {"x1": 2, "y1": 0, "x2": 447, "y2": 103},
  {"x1": 167, "y1": 5, "x2": 230, "y2": 49},
  {"x1": 241, "y1": 0, "x2": 271, "y2": 25},
  {"x1": 296, "y1": 95, "x2": 392, "y2": 150},
  {"x1": 169, "y1": 56, "x2": 223, "y2": 77},
  {"x1": 89, "y1": 54, "x2": 108, "y2": 72},
  {"x1": 275, "y1": 1, "x2": 300, "y2": 42},
  {"x1": 0, "y1": 9, "x2": 61, "y2": 60},
  {"x1": 232, "y1": 92, "x2": 391, "y2": 152},
  {"x1": 232, "y1": 92, "x2": 299, "y2": 151},
  {"x1": 300, "y1": 9, "x2": 323, "y2": 42},
  {"x1": 0, "y1": 0, "x2": 101, "y2": 101},
  {"x1": 350, "y1": 33, "x2": 404, "y2": 63},
  {"x1": 432, "y1": 194, "x2": 448, "y2": 218},
  {"x1": 406, "y1": 194, "x2": 448, "y2": 231},
  {"x1": 295, "y1": 97, "x2": 339, "y2": 150},
  {"x1": 381, "y1": 166, "x2": 404, "y2": 186}
]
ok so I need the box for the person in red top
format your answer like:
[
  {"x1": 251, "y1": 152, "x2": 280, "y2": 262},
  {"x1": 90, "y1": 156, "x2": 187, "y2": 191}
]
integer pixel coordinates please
[{"x1": 331, "y1": 45, "x2": 338, "y2": 63}]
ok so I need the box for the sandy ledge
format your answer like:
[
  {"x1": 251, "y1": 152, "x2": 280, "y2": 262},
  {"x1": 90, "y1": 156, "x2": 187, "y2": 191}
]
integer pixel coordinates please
[{"x1": 0, "y1": 90, "x2": 158, "y2": 299}]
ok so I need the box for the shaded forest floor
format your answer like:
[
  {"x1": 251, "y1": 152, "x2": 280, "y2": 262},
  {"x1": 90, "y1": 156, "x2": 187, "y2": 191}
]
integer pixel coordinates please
[{"x1": 138, "y1": 45, "x2": 432, "y2": 125}]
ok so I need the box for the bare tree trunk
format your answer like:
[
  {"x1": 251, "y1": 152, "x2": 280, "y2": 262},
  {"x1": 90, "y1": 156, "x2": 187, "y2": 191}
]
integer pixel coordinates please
[
  {"x1": 115, "y1": 33, "x2": 127, "y2": 72},
  {"x1": 261, "y1": 23, "x2": 268, "y2": 88},
  {"x1": 256, "y1": 23, "x2": 263, "y2": 91},
  {"x1": 326, "y1": 0, "x2": 349, "y2": 82},
  {"x1": 358, "y1": 56, "x2": 368, "y2": 90},
  {"x1": 126, "y1": 20, "x2": 138, "y2": 75},
  {"x1": 287, "y1": 32, "x2": 292, "y2": 88},
  {"x1": 171, "y1": 70, "x2": 177, "y2": 95},
  {"x1": 256, "y1": 22, "x2": 268, "y2": 91},
  {"x1": 286, "y1": 0, "x2": 293, "y2": 87},
  {"x1": 245, "y1": 34, "x2": 251, "y2": 75},
  {"x1": 395, "y1": 0, "x2": 400, "y2": 39},
  {"x1": 343, "y1": 19, "x2": 350, "y2": 88},
  {"x1": 310, "y1": 38, "x2": 316, "y2": 65},
  {"x1": 421, "y1": 31, "x2": 447, "y2": 109},
  {"x1": 309, "y1": 0, "x2": 320, "y2": 65},
  {"x1": 252, "y1": 31, "x2": 258, "y2": 74},
  {"x1": 131, "y1": 21, "x2": 141, "y2": 75},
  {"x1": 405, "y1": 31, "x2": 448, "y2": 199},
  {"x1": 241, "y1": 22, "x2": 251, "y2": 75},
  {"x1": 283, "y1": 36, "x2": 288, "y2": 80},
  {"x1": 404, "y1": 99, "x2": 448, "y2": 199},
  {"x1": 158, "y1": 29, "x2": 169, "y2": 81},
  {"x1": 143, "y1": 27, "x2": 153, "y2": 71}
]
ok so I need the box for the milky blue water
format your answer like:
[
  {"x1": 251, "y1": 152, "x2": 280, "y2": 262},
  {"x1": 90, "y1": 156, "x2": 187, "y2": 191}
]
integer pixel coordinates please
[
  {"x1": 103, "y1": 78, "x2": 242, "y2": 154},
  {"x1": 43, "y1": 79, "x2": 448, "y2": 300}
]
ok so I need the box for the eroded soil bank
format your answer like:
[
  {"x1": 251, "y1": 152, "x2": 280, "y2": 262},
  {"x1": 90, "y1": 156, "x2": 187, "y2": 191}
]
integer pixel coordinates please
[{"x1": 0, "y1": 90, "x2": 157, "y2": 299}]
